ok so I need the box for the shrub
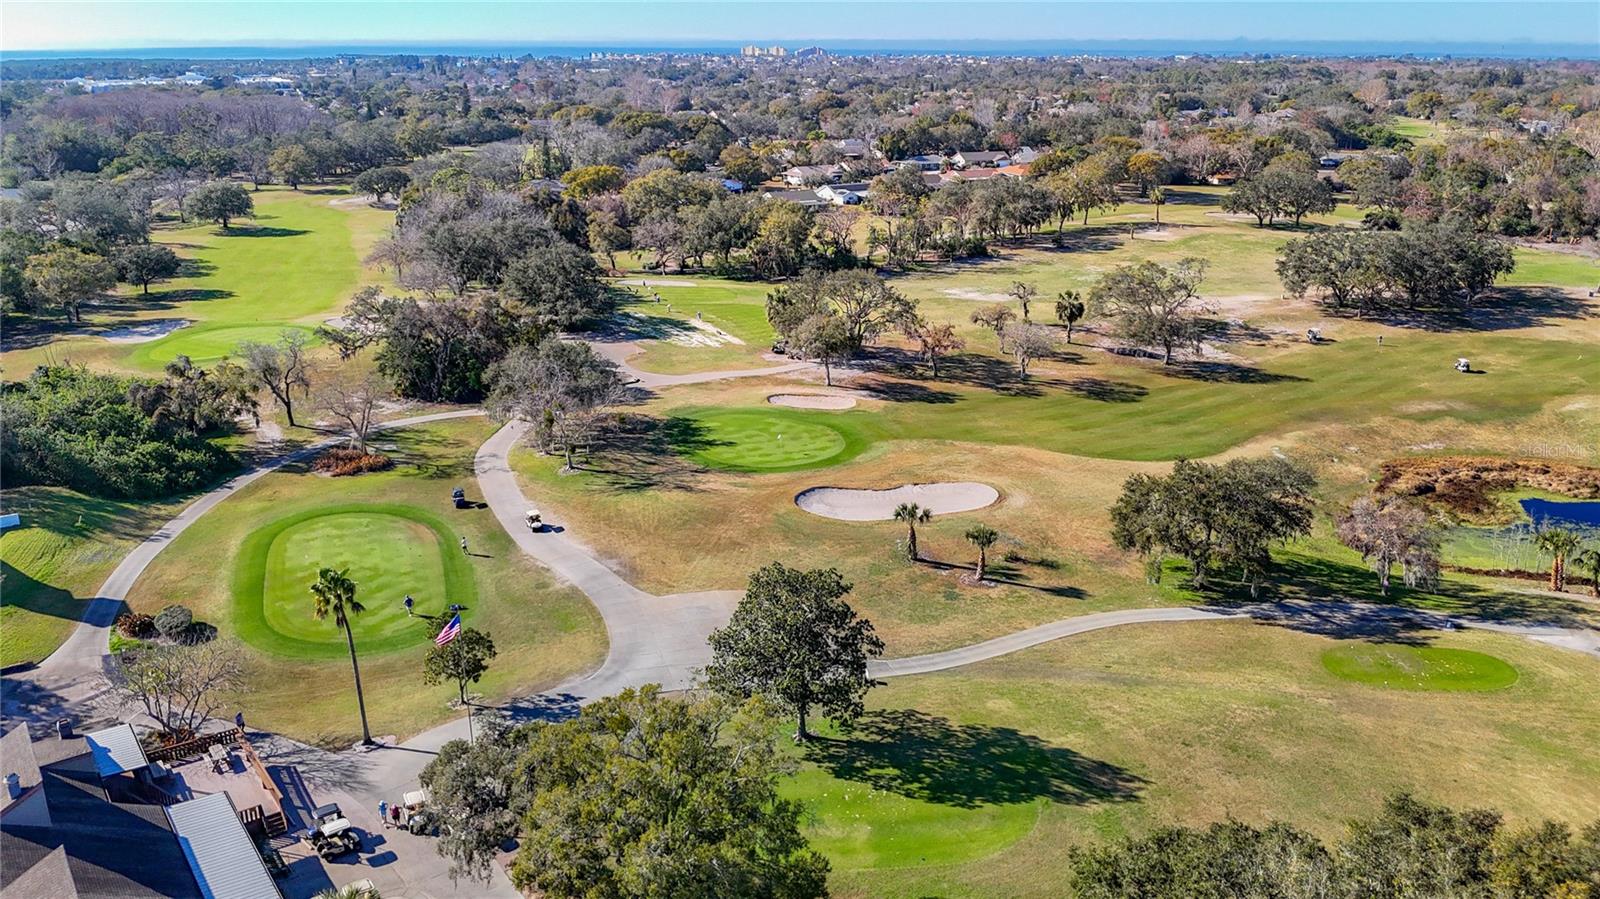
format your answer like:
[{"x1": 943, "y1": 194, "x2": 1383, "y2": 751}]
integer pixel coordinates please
[
  {"x1": 1, "y1": 366, "x2": 234, "y2": 499},
  {"x1": 311, "y1": 448, "x2": 394, "y2": 477},
  {"x1": 153, "y1": 605, "x2": 193, "y2": 639},
  {"x1": 177, "y1": 621, "x2": 217, "y2": 645},
  {"x1": 116, "y1": 612, "x2": 156, "y2": 639}
]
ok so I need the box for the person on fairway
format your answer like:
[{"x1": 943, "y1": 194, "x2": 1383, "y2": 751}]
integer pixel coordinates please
[{"x1": 460, "y1": 536, "x2": 468, "y2": 555}]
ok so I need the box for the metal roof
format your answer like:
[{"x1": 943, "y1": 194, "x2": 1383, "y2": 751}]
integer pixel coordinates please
[
  {"x1": 81, "y1": 725, "x2": 146, "y2": 778},
  {"x1": 165, "y1": 793, "x2": 282, "y2": 899}
]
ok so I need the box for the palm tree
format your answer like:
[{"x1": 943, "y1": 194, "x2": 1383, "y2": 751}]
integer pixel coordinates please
[
  {"x1": 893, "y1": 502, "x2": 933, "y2": 561},
  {"x1": 1573, "y1": 545, "x2": 1600, "y2": 599},
  {"x1": 1150, "y1": 186, "x2": 1167, "y2": 227},
  {"x1": 311, "y1": 567, "x2": 373, "y2": 745},
  {"x1": 964, "y1": 524, "x2": 999, "y2": 582},
  {"x1": 1054, "y1": 291, "x2": 1086, "y2": 344},
  {"x1": 1534, "y1": 527, "x2": 1581, "y2": 592}
]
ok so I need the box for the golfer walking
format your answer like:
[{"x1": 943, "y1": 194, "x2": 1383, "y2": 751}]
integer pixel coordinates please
[{"x1": 459, "y1": 536, "x2": 469, "y2": 555}]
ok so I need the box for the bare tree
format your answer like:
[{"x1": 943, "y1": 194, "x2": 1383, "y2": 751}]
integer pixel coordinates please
[
  {"x1": 236, "y1": 330, "x2": 313, "y2": 427},
  {"x1": 902, "y1": 317, "x2": 965, "y2": 379},
  {"x1": 318, "y1": 374, "x2": 388, "y2": 452},
  {"x1": 112, "y1": 641, "x2": 246, "y2": 738},
  {"x1": 1336, "y1": 497, "x2": 1442, "y2": 595},
  {"x1": 970, "y1": 303, "x2": 1016, "y2": 338},
  {"x1": 486, "y1": 338, "x2": 626, "y2": 471},
  {"x1": 1002, "y1": 322, "x2": 1059, "y2": 379}
]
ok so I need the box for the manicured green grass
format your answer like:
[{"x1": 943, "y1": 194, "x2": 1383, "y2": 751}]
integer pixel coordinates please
[
  {"x1": 128, "y1": 323, "x2": 320, "y2": 368},
  {"x1": 611, "y1": 282, "x2": 777, "y2": 374},
  {"x1": 2, "y1": 186, "x2": 389, "y2": 377},
  {"x1": 797, "y1": 622, "x2": 1600, "y2": 898},
  {"x1": 1503, "y1": 247, "x2": 1600, "y2": 289},
  {"x1": 125, "y1": 418, "x2": 606, "y2": 743},
  {"x1": 0, "y1": 487, "x2": 181, "y2": 668},
  {"x1": 235, "y1": 504, "x2": 474, "y2": 658},
  {"x1": 672, "y1": 407, "x2": 878, "y2": 472},
  {"x1": 1320, "y1": 644, "x2": 1519, "y2": 692}
]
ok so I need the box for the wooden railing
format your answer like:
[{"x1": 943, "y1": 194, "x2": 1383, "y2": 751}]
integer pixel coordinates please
[{"x1": 147, "y1": 727, "x2": 246, "y2": 764}]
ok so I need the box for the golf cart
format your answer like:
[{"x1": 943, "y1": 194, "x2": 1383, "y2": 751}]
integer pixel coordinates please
[
  {"x1": 403, "y1": 788, "x2": 438, "y2": 836},
  {"x1": 451, "y1": 487, "x2": 468, "y2": 509},
  {"x1": 304, "y1": 803, "x2": 361, "y2": 860},
  {"x1": 525, "y1": 508, "x2": 543, "y2": 532}
]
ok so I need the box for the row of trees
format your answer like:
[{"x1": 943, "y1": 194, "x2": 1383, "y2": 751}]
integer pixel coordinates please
[
  {"x1": 1071, "y1": 792, "x2": 1600, "y2": 898},
  {"x1": 1277, "y1": 222, "x2": 1517, "y2": 315}
]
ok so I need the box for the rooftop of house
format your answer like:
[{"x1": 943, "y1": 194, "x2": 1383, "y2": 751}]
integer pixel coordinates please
[{"x1": 1, "y1": 750, "x2": 203, "y2": 899}]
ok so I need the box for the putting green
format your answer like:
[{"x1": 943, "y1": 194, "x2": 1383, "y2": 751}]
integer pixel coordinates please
[
  {"x1": 1321, "y1": 644, "x2": 1519, "y2": 692},
  {"x1": 233, "y1": 503, "x2": 474, "y2": 658},
  {"x1": 675, "y1": 408, "x2": 870, "y2": 472},
  {"x1": 129, "y1": 323, "x2": 319, "y2": 368}
]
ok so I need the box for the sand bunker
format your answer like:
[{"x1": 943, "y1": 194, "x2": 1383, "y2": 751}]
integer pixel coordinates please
[
  {"x1": 796, "y1": 483, "x2": 1000, "y2": 521},
  {"x1": 102, "y1": 319, "x2": 190, "y2": 343},
  {"x1": 768, "y1": 393, "x2": 857, "y2": 410}
]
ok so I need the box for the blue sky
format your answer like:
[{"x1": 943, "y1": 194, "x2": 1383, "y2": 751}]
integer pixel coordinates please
[{"x1": 2, "y1": 1, "x2": 1596, "y2": 51}]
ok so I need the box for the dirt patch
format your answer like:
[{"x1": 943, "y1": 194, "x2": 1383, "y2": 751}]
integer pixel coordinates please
[
  {"x1": 1377, "y1": 456, "x2": 1600, "y2": 521},
  {"x1": 768, "y1": 393, "x2": 857, "y2": 410},
  {"x1": 101, "y1": 319, "x2": 190, "y2": 343},
  {"x1": 795, "y1": 482, "x2": 1000, "y2": 521},
  {"x1": 941, "y1": 288, "x2": 1014, "y2": 302},
  {"x1": 1205, "y1": 211, "x2": 1260, "y2": 223},
  {"x1": 1131, "y1": 224, "x2": 1192, "y2": 242}
]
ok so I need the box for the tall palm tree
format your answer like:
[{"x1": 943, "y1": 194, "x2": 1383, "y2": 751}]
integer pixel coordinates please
[
  {"x1": 1534, "y1": 527, "x2": 1581, "y2": 592},
  {"x1": 893, "y1": 502, "x2": 932, "y2": 561},
  {"x1": 1573, "y1": 545, "x2": 1600, "y2": 599},
  {"x1": 311, "y1": 567, "x2": 373, "y2": 745},
  {"x1": 965, "y1": 525, "x2": 999, "y2": 582}
]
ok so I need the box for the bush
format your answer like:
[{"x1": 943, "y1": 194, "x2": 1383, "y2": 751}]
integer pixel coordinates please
[
  {"x1": 311, "y1": 448, "x2": 394, "y2": 477},
  {"x1": 115, "y1": 612, "x2": 156, "y2": 639},
  {"x1": 153, "y1": 605, "x2": 193, "y2": 639},
  {"x1": 177, "y1": 621, "x2": 217, "y2": 645},
  {"x1": 1, "y1": 366, "x2": 234, "y2": 499}
]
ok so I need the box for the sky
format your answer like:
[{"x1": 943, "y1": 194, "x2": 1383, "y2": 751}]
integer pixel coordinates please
[{"x1": 2, "y1": 0, "x2": 1596, "y2": 52}]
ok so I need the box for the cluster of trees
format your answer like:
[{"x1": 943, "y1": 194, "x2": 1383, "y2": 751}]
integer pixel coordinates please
[
  {"x1": 1, "y1": 363, "x2": 246, "y2": 498},
  {"x1": 420, "y1": 688, "x2": 831, "y2": 898},
  {"x1": 1111, "y1": 457, "x2": 1317, "y2": 594},
  {"x1": 1070, "y1": 792, "x2": 1600, "y2": 899},
  {"x1": 765, "y1": 269, "x2": 922, "y2": 379},
  {"x1": 1089, "y1": 257, "x2": 1210, "y2": 364},
  {"x1": 1222, "y1": 152, "x2": 1336, "y2": 226},
  {"x1": 1277, "y1": 222, "x2": 1516, "y2": 315},
  {"x1": 418, "y1": 560, "x2": 883, "y2": 894}
]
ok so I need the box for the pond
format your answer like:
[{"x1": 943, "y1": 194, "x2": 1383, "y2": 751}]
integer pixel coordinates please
[{"x1": 1520, "y1": 498, "x2": 1600, "y2": 529}]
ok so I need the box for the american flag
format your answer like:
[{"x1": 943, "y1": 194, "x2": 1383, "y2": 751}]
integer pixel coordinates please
[{"x1": 435, "y1": 614, "x2": 462, "y2": 646}]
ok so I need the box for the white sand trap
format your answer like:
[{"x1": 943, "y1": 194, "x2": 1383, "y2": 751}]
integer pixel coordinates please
[
  {"x1": 675, "y1": 318, "x2": 744, "y2": 347},
  {"x1": 941, "y1": 288, "x2": 1013, "y2": 302},
  {"x1": 796, "y1": 482, "x2": 1000, "y2": 521},
  {"x1": 768, "y1": 393, "x2": 857, "y2": 410},
  {"x1": 102, "y1": 319, "x2": 190, "y2": 343},
  {"x1": 618, "y1": 278, "x2": 702, "y2": 287}
]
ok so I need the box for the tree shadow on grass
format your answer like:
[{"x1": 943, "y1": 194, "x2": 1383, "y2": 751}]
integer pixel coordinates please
[
  {"x1": 550, "y1": 414, "x2": 722, "y2": 492},
  {"x1": 1060, "y1": 376, "x2": 1148, "y2": 402},
  {"x1": 806, "y1": 709, "x2": 1145, "y2": 809},
  {"x1": 1318, "y1": 286, "x2": 1592, "y2": 332},
  {"x1": 0, "y1": 561, "x2": 89, "y2": 626},
  {"x1": 1160, "y1": 359, "x2": 1309, "y2": 384},
  {"x1": 1185, "y1": 554, "x2": 1594, "y2": 643},
  {"x1": 856, "y1": 378, "x2": 959, "y2": 405},
  {"x1": 219, "y1": 226, "x2": 310, "y2": 239}
]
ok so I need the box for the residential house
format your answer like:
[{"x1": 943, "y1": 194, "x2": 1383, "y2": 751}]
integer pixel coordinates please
[
  {"x1": 1, "y1": 723, "x2": 283, "y2": 899},
  {"x1": 834, "y1": 138, "x2": 874, "y2": 159},
  {"x1": 782, "y1": 164, "x2": 843, "y2": 186},
  {"x1": 893, "y1": 154, "x2": 947, "y2": 172},
  {"x1": 1010, "y1": 146, "x2": 1044, "y2": 166},
  {"x1": 815, "y1": 182, "x2": 871, "y2": 205},
  {"x1": 951, "y1": 150, "x2": 1011, "y2": 169},
  {"x1": 762, "y1": 188, "x2": 830, "y2": 208}
]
